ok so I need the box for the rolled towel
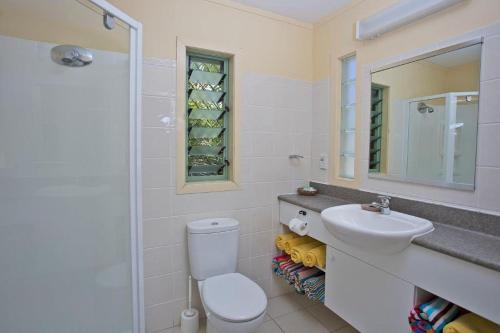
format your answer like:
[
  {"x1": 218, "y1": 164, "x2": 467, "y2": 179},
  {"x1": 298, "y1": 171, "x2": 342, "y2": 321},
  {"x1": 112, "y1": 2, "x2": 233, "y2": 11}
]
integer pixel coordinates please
[
  {"x1": 443, "y1": 313, "x2": 500, "y2": 333},
  {"x1": 303, "y1": 245, "x2": 326, "y2": 268},
  {"x1": 283, "y1": 236, "x2": 314, "y2": 254},
  {"x1": 408, "y1": 297, "x2": 460, "y2": 333},
  {"x1": 303, "y1": 275, "x2": 325, "y2": 302},
  {"x1": 290, "y1": 241, "x2": 322, "y2": 263},
  {"x1": 293, "y1": 267, "x2": 322, "y2": 293},
  {"x1": 275, "y1": 233, "x2": 298, "y2": 250}
]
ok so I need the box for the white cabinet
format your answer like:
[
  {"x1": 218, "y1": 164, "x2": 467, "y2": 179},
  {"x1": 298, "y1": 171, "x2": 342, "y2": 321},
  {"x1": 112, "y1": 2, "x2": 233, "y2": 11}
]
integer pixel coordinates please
[{"x1": 324, "y1": 246, "x2": 414, "y2": 333}]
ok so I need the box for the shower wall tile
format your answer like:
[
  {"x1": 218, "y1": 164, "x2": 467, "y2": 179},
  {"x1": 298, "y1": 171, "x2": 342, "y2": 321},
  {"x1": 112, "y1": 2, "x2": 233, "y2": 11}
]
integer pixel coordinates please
[
  {"x1": 310, "y1": 79, "x2": 331, "y2": 184},
  {"x1": 142, "y1": 158, "x2": 172, "y2": 188},
  {"x1": 477, "y1": 123, "x2": 500, "y2": 167},
  {"x1": 143, "y1": 218, "x2": 171, "y2": 248},
  {"x1": 142, "y1": 95, "x2": 176, "y2": 129},
  {"x1": 142, "y1": 128, "x2": 171, "y2": 158},
  {"x1": 481, "y1": 34, "x2": 500, "y2": 81},
  {"x1": 141, "y1": 58, "x2": 313, "y2": 332},
  {"x1": 143, "y1": 59, "x2": 176, "y2": 97},
  {"x1": 478, "y1": 78, "x2": 500, "y2": 124}
]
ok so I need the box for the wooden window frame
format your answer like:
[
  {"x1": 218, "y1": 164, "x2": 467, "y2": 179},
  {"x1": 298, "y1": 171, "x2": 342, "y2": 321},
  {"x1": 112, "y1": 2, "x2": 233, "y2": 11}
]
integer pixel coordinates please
[{"x1": 176, "y1": 38, "x2": 240, "y2": 194}]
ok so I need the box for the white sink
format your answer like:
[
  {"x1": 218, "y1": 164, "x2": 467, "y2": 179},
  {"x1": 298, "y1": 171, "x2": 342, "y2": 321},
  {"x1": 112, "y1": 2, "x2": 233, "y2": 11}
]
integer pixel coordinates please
[{"x1": 321, "y1": 204, "x2": 434, "y2": 254}]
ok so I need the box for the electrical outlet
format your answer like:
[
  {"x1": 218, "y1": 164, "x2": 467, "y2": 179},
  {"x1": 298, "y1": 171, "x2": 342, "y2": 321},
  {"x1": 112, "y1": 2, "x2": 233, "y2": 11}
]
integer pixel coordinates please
[{"x1": 319, "y1": 154, "x2": 328, "y2": 170}]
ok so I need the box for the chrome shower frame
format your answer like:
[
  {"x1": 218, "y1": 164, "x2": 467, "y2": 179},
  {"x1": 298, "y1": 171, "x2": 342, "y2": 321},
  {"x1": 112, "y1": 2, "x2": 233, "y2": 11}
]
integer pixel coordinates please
[{"x1": 87, "y1": 1, "x2": 144, "y2": 332}]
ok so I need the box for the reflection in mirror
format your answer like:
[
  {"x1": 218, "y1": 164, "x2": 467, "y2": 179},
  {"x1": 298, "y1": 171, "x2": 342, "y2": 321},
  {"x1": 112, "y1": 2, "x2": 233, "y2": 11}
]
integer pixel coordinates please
[{"x1": 369, "y1": 42, "x2": 481, "y2": 190}]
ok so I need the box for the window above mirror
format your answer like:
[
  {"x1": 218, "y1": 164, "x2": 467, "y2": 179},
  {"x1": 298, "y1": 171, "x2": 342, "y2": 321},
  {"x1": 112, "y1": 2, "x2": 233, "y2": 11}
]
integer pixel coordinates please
[{"x1": 368, "y1": 40, "x2": 482, "y2": 191}]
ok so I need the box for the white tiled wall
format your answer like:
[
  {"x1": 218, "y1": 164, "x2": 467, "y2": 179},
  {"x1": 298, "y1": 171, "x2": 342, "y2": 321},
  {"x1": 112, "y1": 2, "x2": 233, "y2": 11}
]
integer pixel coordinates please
[
  {"x1": 141, "y1": 61, "x2": 313, "y2": 332},
  {"x1": 358, "y1": 23, "x2": 500, "y2": 215},
  {"x1": 310, "y1": 79, "x2": 331, "y2": 183}
]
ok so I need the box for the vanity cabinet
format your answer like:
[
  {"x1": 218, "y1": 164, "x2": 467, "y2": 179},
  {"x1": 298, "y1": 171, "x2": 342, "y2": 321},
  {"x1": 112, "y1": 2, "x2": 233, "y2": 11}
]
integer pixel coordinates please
[{"x1": 324, "y1": 246, "x2": 414, "y2": 333}]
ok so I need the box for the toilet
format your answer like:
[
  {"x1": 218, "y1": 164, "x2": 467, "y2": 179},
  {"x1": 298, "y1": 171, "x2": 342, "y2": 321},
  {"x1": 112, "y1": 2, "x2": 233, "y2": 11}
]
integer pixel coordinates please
[{"x1": 187, "y1": 218, "x2": 268, "y2": 333}]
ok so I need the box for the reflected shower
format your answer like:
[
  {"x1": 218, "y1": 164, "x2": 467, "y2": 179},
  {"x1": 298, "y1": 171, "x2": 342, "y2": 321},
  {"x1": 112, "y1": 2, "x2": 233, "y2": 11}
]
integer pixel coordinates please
[{"x1": 417, "y1": 102, "x2": 435, "y2": 114}]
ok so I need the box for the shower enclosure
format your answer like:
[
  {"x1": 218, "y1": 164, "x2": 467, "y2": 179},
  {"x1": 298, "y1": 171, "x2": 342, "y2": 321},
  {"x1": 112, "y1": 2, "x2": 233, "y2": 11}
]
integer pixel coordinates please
[
  {"x1": 389, "y1": 92, "x2": 478, "y2": 188},
  {"x1": 0, "y1": 1, "x2": 143, "y2": 332}
]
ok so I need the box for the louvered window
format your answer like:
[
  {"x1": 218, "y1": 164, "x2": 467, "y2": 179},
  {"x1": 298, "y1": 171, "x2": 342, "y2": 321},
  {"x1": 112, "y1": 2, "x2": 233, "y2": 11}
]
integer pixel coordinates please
[
  {"x1": 339, "y1": 55, "x2": 356, "y2": 179},
  {"x1": 370, "y1": 85, "x2": 384, "y2": 173},
  {"x1": 186, "y1": 53, "x2": 230, "y2": 182}
]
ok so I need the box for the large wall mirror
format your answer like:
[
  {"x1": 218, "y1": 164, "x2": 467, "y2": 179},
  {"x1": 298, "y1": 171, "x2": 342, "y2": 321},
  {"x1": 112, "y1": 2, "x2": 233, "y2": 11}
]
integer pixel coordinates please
[{"x1": 369, "y1": 40, "x2": 482, "y2": 190}]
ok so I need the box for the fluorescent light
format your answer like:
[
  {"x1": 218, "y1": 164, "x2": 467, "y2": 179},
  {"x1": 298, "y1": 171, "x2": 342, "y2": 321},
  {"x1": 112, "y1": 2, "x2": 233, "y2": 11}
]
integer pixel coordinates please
[{"x1": 356, "y1": 0, "x2": 465, "y2": 40}]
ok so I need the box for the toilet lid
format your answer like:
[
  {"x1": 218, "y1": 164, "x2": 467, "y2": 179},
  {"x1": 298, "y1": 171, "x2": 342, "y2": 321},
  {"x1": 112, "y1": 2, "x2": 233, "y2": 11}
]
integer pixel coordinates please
[{"x1": 202, "y1": 273, "x2": 267, "y2": 322}]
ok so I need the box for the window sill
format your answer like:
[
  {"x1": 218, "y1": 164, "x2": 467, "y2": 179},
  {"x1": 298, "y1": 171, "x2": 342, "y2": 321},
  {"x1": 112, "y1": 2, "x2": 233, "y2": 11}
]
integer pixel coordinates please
[{"x1": 176, "y1": 180, "x2": 240, "y2": 194}]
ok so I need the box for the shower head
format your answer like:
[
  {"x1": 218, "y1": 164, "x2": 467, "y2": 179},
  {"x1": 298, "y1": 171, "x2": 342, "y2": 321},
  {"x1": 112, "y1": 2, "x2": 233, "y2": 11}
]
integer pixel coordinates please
[
  {"x1": 51, "y1": 45, "x2": 93, "y2": 67},
  {"x1": 417, "y1": 102, "x2": 434, "y2": 114}
]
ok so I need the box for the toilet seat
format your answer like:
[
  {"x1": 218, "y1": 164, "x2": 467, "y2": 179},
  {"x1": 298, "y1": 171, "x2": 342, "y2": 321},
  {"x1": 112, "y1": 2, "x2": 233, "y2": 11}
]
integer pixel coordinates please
[{"x1": 202, "y1": 273, "x2": 267, "y2": 323}]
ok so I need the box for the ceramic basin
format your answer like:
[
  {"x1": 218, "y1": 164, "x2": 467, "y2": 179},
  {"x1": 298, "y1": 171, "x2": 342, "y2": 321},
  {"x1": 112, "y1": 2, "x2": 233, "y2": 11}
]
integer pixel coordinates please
[{"x1": 321, "y1": 204, "x2": 434, "y2": 254}]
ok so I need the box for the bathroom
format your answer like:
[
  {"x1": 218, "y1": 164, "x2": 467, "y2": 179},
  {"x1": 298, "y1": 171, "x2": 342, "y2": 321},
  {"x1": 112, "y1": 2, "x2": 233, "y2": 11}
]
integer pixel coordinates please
[{"x1": 0, "y1": 0, "x2": 499, "y2": 332}]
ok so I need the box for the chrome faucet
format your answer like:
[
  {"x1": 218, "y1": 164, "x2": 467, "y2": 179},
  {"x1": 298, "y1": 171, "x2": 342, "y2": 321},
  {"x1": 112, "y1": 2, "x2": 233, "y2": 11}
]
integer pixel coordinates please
[{"x1": 371, "y1": 195, "x2": 391, "y2": 215}]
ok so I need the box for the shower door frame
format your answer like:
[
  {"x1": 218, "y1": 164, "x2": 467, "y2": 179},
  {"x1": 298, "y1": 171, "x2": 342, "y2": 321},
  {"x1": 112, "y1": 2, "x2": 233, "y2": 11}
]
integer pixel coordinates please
[{"x1": 87, "y1": 1, "x2": 144, "y2": 333}]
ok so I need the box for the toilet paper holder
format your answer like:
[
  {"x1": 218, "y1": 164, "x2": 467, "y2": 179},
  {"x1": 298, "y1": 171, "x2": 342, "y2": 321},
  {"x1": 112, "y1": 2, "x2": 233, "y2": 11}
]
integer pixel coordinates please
[{"x1": 289, "y1": 210, "x2": 309, "y2": 235}]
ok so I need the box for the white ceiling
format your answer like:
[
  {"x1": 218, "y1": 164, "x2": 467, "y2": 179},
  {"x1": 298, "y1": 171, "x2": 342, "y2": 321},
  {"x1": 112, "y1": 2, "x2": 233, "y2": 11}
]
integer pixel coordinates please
[{"x1": 231, "y1": 0, "x2": 354, "y2": 23}]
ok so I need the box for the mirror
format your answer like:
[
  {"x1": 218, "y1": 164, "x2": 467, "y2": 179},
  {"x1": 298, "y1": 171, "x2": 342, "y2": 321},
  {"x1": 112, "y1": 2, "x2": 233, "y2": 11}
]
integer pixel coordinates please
[{"x1": 369, "y1": 42, "x2": 482, "y2": 190}]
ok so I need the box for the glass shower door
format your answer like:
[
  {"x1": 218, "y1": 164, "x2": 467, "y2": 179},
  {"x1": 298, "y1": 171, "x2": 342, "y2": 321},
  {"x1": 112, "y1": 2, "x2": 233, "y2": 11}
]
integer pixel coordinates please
[
  {"x1": 0, "y1": 1, "x2": 138, "y2": 332},
  {"x1": 406, "y1": 97, "x2": 447, "y2": 182}
]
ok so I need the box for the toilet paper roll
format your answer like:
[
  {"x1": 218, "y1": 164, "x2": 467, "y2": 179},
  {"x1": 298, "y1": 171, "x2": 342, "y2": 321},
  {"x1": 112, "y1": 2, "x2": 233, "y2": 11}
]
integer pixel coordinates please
[
  {"x1": 288, "y1": 217, "x2": 309, "y2": 236},
  {"x1": 181, "y1": 309, "x2": 199, "y2": 333}
]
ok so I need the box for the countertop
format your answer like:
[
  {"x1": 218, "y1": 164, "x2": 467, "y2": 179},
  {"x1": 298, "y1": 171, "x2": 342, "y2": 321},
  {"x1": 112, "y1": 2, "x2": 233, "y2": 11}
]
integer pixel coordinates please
[{"x1": 278, "y1": 194, "x2": 500, "y2": 273}]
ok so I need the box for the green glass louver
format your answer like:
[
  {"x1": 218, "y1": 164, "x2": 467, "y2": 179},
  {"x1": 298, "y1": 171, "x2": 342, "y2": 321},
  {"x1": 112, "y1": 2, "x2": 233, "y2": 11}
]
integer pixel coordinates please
[
  {"x1": 369, "y1": 86, "x2": 384, "y2": 173},
  {"x1": 186, "y1": 53, "x2": 230, "y2": 181}
]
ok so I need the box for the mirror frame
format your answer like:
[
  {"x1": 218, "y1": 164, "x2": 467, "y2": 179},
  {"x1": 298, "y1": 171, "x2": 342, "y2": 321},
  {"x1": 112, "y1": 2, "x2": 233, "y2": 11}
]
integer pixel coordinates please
[{"x1": 366, "y1": 37, "x2": 483, "y2": 191}]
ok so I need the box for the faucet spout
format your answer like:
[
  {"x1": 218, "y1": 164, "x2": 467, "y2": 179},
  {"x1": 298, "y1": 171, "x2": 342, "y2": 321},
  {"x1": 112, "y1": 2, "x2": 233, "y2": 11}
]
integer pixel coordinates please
[{"x1": 371, "y1": 195, "x2": 392, "y2": 215}]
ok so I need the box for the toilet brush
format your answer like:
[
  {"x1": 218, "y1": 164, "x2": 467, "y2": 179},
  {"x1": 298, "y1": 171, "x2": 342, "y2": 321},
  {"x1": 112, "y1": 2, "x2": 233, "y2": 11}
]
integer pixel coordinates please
[{"x1": 181, "y1": 275, "x2": 199, "y2": 333}]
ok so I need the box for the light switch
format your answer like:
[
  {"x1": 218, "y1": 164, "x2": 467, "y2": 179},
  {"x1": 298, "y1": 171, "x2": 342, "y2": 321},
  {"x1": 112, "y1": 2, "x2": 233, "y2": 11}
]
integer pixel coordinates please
[{"x1": 319, "y1": 154, "x2": 328, "y2": 170}]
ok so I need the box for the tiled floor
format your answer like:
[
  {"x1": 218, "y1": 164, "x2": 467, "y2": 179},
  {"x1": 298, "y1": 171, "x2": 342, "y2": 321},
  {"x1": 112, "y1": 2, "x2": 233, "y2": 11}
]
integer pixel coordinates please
[{"x1": 163, "y1": 293, "x2": 359, "y2": 333}]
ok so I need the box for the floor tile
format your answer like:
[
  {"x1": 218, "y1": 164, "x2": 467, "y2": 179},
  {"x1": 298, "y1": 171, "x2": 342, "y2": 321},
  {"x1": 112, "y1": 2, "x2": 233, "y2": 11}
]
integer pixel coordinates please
[
  {"x1": 256, "y1": 320, "x2": 284, "y2": 333},
  {"x1": 306, "y1": 303, "x2": 349, "y2": 332},
  {"x1": 163, "y1": 318, "x2": 207, "y2": 333},
  {"x1": 267, "y1": 293, "x2": 304, "y2": 319},
  {"x1": 274, "y1": 309, "x2": 329, "y2": 333}
]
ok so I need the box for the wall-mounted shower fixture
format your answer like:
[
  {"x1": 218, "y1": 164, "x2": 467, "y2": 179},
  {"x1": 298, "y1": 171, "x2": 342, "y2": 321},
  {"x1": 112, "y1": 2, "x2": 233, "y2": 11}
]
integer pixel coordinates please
[
  {"x1": 103, "y1": 12, "x2": 115, "y2": 30},
  {"x1": 51, "y1": 45, "x2": 93, "y2": 67},
  {"x1": 417, "y1": 102, "x2": 434, "y2": 114}
]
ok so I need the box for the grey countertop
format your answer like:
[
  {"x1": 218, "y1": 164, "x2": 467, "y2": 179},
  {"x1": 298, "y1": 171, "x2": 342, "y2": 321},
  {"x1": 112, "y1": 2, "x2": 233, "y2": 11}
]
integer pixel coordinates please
[{"x1": 278, "y1": 194, "x2": 500, "y2": 273}]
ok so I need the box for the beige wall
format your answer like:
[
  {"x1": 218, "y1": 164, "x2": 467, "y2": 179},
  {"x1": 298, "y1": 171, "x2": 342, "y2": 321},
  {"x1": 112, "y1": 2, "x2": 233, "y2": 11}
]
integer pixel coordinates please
[
  {"x1": 109, "y1": 0, "x2": 313, "y2": 80},
  {"x1": 446, "y1": 61, "x2": 481, "y2": 91},
  {"x1": 0, "y1": 1, "x2": 129, "y2": 52}
]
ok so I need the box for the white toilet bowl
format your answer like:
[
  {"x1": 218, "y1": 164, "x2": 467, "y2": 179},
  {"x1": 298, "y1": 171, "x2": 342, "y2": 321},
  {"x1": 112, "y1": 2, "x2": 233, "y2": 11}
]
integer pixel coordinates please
[
  {"x1": 199, "y1": 273, "x2": 267, "y2": 333},
  {"x1": 187, "y1": 219, "x2": 268, "y2": 333}
]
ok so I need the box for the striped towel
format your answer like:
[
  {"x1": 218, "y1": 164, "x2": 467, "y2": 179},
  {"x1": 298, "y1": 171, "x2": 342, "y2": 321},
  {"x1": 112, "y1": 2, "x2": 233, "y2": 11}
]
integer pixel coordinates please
[
  {"x1": 293, "y1": 267, "x2": 323, "y2": 293},
  {"x1": 278, "y1": 259, "x2": 294, "y2": 277},
  {"x1": 272, "y1": 254, "x2": 291, "y2": 277},
  {"x1": 409, "y1": 297, "x2": 460, "y2": 333},
  {"x1": 283, "y1": 262, "x2": 304, "y2": 284},
  {"x1": 303, "y1": 275, "x2": 325, "y2": 302}
]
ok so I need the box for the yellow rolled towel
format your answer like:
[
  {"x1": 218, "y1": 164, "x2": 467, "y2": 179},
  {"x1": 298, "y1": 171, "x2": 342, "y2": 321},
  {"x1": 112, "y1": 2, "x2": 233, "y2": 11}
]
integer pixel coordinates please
[
  {"x1": 303, "y1": 245, "x2": 326, "y2": 268},
  {"x1": 443, "y1": 313, "x2": 500, "y2": 333},
  {"x1": 283, "y1": 236, "x2": 314, "y2": 254},
  {"x1": 275, "y1": 233, "x2": 298, "y2": 250},
  {"x1": 290, "y1": 241, "x2": 321, "y2": 263}
]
